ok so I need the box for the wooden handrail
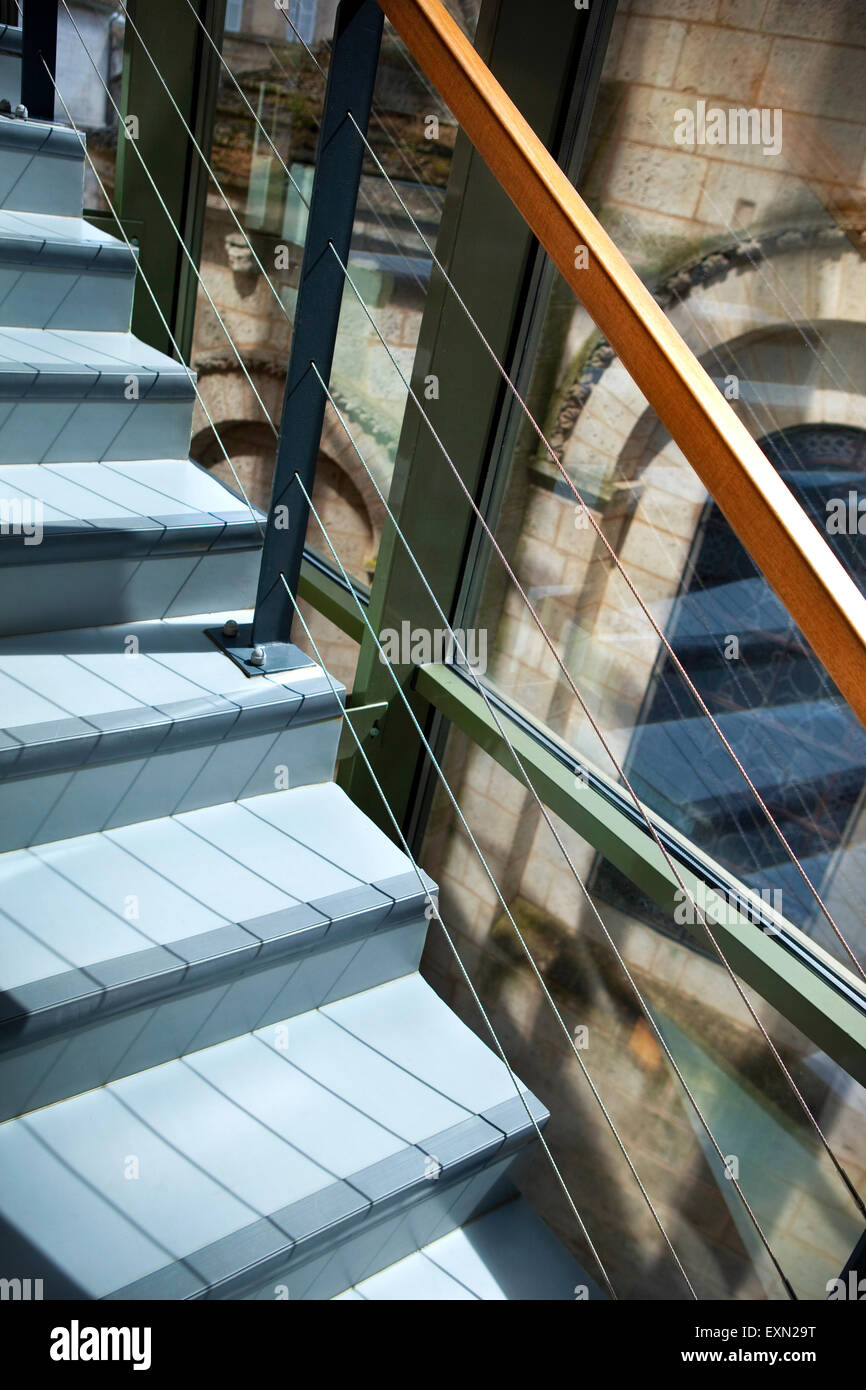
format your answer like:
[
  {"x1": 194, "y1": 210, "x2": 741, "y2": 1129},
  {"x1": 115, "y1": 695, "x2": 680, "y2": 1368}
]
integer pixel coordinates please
[{"x1": 378, "y1": 0, "x2": 866, "y2": 728}]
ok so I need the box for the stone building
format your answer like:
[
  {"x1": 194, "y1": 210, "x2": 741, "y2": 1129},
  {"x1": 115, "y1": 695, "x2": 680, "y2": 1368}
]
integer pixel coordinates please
[{"x1": 420, "y1": 0, "x2": 866, "y2": 1299}]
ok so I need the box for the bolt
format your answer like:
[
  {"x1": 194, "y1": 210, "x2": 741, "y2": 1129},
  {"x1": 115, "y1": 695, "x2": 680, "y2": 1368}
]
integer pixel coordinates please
[
  {"x1": 222, "y1": 618, "x2": 239, "y2": 638},
  {"x1": 249, "y1": 645, "x2": 266, "y2": 668}
]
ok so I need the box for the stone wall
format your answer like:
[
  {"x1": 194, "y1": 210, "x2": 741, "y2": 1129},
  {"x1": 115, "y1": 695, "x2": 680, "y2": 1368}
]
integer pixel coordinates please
[{"x1": 420, "y1": 0, "x2": 866, "y2": 1298}]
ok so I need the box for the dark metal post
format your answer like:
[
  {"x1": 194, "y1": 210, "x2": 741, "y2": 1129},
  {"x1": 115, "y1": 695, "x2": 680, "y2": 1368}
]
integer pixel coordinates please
[
  {"x1": 21, "y1": 0, "x2": 57, "y2": 121},
  {"x1": 251, "y1": 0, "x2": 383, "y2": 649}
]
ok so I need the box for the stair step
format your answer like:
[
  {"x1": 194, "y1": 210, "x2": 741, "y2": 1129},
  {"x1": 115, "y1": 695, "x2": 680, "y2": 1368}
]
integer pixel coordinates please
[
  {"x1": 0, "y1": 209, "x2": 136, "y2": 330},
  {"x1": 0, "y1": 974, "x2": 546, "y2": 1299},
  {"x1": 0, "y1": 459, "x2": 263, "y2": 633},
  {"x1": 332, "y1": 1197, "x2": 593, "y2": 1300},
  {"x1": 0, "y1": 614, "x2": 344, "y2": 848},
  {"x1": 0, "y1": 328, "x2": 195, "y2": 463},
  {"x1": 0, "y1": 117, "x2": 85, "y2": 217},
  {"x1": 0, "y1": 782, "x2": 434, "y2": 1118}
]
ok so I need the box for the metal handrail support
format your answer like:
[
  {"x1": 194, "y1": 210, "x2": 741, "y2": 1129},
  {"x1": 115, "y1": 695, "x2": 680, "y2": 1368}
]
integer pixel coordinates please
[{"x1": 250, "y1": 0, "x2": 384, "y2": 657}]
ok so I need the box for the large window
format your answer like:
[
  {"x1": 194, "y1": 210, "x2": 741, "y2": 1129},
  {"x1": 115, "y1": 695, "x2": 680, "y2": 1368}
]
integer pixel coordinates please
[{"x1": 413, "y1": 0, "x2": 866, "y2": 1297}]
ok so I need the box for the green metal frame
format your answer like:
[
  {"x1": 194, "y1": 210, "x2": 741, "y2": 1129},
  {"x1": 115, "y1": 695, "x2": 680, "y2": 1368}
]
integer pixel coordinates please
[
  {"x1": 113, "y1": 0, "x2": 227, "y2": 360},
  {"x1": 298, "y1": 545, "x2": 866, "y2": 1084},
  {"x1": 343, "y1": 0, "x2": 605, "y2": 838},
  {"x1": 415, "y1": 662, "x2": 866, "y2": 1087},
  {"x1": 298, "y1": 553, "x2": 368, "y2": 645}
]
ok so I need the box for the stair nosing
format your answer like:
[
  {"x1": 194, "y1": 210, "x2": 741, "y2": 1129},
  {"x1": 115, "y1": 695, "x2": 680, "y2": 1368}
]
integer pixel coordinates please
[
  {"x1": 0, "y1": 513, "x2": 263, "y2": 565},
  {"x1": 101, "y1": 1119, "x2": 538, "y2": 1302},
  {"x1": 0, "y1": 870, "x2": 428, "y2": 1049}
]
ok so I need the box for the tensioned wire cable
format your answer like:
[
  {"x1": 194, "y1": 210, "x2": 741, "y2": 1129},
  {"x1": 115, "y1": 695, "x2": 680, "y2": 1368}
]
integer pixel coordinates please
[
  {"x1": 276, "y1": 2, "x2": 445, "y2": 224},
  {"x1": 114, "y1": 2, "x2": 321, "y2": 346},
  {"x1": 296, "y1": 424, "x2": 807, "y2": 1300},
  {"x1": 275, "y1": 571, "x2": 620, "y2": 1301},
  {"x1": 49, "y1": 1, "x2": 866, "y2": 1218},
  {"x1": 250, "y1": 41, "x2": 432, "y2": 298},
  {"x1": 595, "y1": 200, "x2": 860, "y2": 905},
  {"x1": 179, "y1": 0, "x2": 862, "y2": 951},
  {"x1": 304, "y1": 365, "x2": 814, "y2": 1300},
  {"x1": 640, "y1": 112, "x2": 864, "y2": 405},
  {"x1": 42, "y1": 64, "x2": 266, "y2": 548},
  {"x1": 287, "y1": 0, "x2": 866, "y2": 524},
  {"x1": 88, "y1": 0, "x2": 866, "y2": 1218},
  {"x1": 341, "y1": 119, "x2": 864, "y2": 975},
  {"x1": 325, "y1": 239, "x2": 866, "y2": 1223},
  {"x1": 187, "y1": 1, "x2": 850, "y2": 917},
  {"x1": 342, "y1": 112, "x2": 866, "y2": 988},
  {"x1": 229, "y1": 0, "x2": 866, "y2": 983},
  {"x1": 38, "y1": 45, "x2": 623, "y2": 1303},
  {"x1": 110, "y1": 0, "x2": 432, "y2": 440},
  {"x1": 180, "y1": 0, "x2": 432, "y2": 299}
]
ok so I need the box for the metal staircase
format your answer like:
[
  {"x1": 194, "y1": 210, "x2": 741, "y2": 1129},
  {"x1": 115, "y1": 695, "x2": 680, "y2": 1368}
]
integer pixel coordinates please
[{"x1": 0, "y1": 103, "x2": 584, "y2": 1299}]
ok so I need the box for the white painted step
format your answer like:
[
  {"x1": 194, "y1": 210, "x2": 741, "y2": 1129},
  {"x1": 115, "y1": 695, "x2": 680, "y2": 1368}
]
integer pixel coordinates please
[
  {"x1": 0, "y1": 117, "x2": 85, "y2": 217},
  {"x1": 0, "y1": 458, "x2": 263, "y2": 635},
  {"x1": 0, "y1": 208, "x2": 136, "y2": 330},
  {"x1": 0, "y1": 613, "x2": 344, "y2": 849},
  {"x1": 0, "y1": 327, "x2": 195, "y2": 463},
  {"x1": 0, "y1": 782, "x2": 434, "y2": 1118},
  {"x1": 0, "y1": 975, "x2": 546, "y2": 1299},
  {"x1": 332, "y1": 1197, "x2": 596, "y2": 1300}
]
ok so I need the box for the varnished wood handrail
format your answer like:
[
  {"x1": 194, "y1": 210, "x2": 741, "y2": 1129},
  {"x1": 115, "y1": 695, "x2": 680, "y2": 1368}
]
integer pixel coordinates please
[{"x1": 378, "y1": 0, "x2": 866, "y2": 728}]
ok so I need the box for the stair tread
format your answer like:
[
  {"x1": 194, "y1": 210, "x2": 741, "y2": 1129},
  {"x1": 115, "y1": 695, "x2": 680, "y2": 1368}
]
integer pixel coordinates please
[
  {"x1": 0, "y1": 975, "x2": 542, "y2": 1299},
  {"x1": 0, "y1": 209, "x2": 135, "y2": 331},
  {"x1": 0, "y1": 326, "x2": 192, "y2": 388},
  {"x1": 0, "y1": 115, "x2": 83, "y2": 157},
  {"x1": 0, "y1": 459, "x2": 262, "y2": 557},
  {"x1": 0, "y1": 612, "x2": 340, "y2": 779},
  {"x1": 0, "y1": 208, "x2": 134, "y2": 263},
  {"x1": 0, "y1": 783, "x2": 425, "y2": 1025},
  {"x1": 334, "y1": 1197, "x2": 592, "y2": 1300}
]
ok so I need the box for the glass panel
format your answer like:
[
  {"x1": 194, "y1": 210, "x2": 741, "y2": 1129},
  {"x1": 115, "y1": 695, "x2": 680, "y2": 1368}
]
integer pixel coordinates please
[
  {"x1": 421, "y1": 734, "x2": 866, "y2": 1299},
  {"x1": 52, "y1": 1, "x2": 126, "y2": 212},
  {"x1": 466, "y1": 0, "x2": 866, "y2": 971},
  {"x1": 187, "y1": 1, "x2": 480, "y2": 677}
]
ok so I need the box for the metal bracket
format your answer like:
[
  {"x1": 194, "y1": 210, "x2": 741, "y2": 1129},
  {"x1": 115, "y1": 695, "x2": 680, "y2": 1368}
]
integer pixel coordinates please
[
  {"x1": 337, "y1": 701, "x2": 388, "y2": 761},
  {"x1": 205, "y1": 621, "x2": 314, "y2": 678}
]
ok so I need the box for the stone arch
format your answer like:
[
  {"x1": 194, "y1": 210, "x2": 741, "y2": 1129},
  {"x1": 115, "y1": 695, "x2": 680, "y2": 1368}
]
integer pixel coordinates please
[
  {"x1": 191, "y1": 409, "x2": 384, "y2": 586},
  {"x1": 544, "y1": 238, "x2": 866, "y2": 767}
]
